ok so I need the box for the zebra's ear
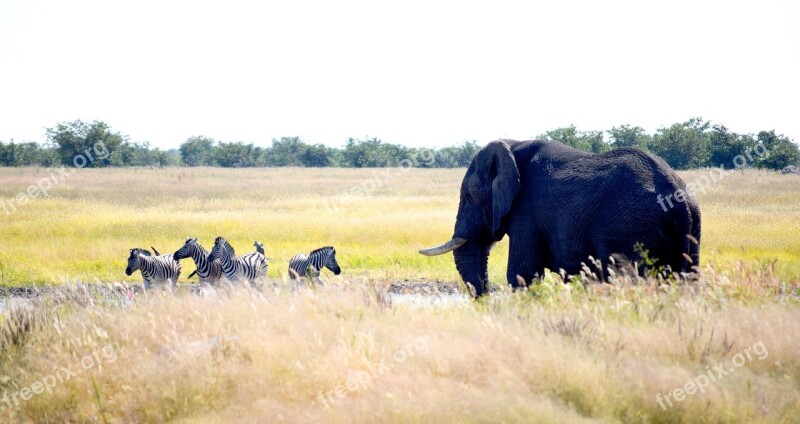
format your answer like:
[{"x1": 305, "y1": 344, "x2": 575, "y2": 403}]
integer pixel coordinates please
[{"x1": 192, "y1": 237, "x2": 198, "y2": 243}]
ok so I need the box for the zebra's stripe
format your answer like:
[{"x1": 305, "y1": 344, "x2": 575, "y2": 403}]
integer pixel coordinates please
[
  {"x1": 173, "y1": 238, "x2": 222, "y2": 284},
  {"x1": 209, "y1": 237, "x2": 268, "y2": 285},
  {"x1": 288, "y1": 246, "x2": 340, "y2": 280},
  {"x1": 127, "y1": 249, "x2": 181, "y2": 289}
]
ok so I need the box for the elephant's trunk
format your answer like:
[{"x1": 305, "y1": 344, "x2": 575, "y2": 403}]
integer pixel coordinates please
[{"x1": 454, "y1": 242, "x2": 490, "y2": 297}]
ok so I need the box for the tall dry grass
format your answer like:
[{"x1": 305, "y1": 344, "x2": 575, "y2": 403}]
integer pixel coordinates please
[{"x1": 0, "y1": 266, "x2": 798, "y2": 423}]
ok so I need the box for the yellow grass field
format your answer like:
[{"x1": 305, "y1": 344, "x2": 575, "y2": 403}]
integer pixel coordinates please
[
  {"x1": 1, "y1": 167, "x2": 799, "y2": 286},
  {"x1": 0, "y1": 166, "x2": 799, "y2": 423}
]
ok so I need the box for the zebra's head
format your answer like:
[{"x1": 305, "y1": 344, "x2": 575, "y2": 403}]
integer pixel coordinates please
[
  {"x1": 208, "y1": 237, "x2": 234, "y2": 262},
  {"x1": 174, "y1": 237, "x2": 199, "y2": 260},
  {"x1": 320, "y1": 246, "x2": 341, "y2": 275},
  {"x1": 125, "y1": 248, "x2": 151, "y2": 275}
]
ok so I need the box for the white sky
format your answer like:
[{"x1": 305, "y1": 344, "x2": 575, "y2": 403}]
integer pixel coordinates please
[{"x1": 0, "y1": 0, "x2": 798, "y2": 149}]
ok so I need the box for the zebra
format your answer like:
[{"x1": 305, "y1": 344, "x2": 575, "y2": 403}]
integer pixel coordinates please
[
  {"x1": 207, "y1": 237, "x2": 268, "y2": 285},
  {"x1": 173, "y1": 237, "x2": 222, "y2": 284},
  {"x1": 125, "y1": 248, "x2": 181, "y2": 289},
  {"x1": 288, "y1": 246, "x2": 341, "y2": 283}
]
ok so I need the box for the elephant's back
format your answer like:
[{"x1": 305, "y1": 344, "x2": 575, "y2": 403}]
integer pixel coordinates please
[{"x1": 556, "y1": 147, "x2": 687, "y2": 195}]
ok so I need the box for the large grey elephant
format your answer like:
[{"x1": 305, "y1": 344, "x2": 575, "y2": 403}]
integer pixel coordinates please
[{"x1": 420, "y1": 139, "x2": 701, "y2": 296}]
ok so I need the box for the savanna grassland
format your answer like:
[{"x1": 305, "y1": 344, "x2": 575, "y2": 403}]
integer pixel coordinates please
[{"x1": 0, "y1": 166, "x2": 799, "y2": 423}]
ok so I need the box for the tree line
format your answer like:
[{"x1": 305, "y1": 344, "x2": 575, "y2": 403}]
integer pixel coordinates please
[
  {"x1": 1, "y1": 118, "x2": 797, "y2": 170},
  {"x1": 538, "y1": 117, "x2": 798, "y2": 170}
]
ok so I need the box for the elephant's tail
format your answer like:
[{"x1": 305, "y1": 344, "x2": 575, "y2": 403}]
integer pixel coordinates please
[
  {"x1": 662, "y1": 199, "x2": 692, "y2": 274},
  {"x1": 687, "y1": 201, "x2": 701, "y2": 271},
  {"x1": 674, "y1": 199, "x2": 701, "y2": 273}
]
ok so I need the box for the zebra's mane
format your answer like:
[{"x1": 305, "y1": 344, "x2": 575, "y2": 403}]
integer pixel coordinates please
[
  {"x1": 136, "y1": 249, "x2": 152, "y2": 257},
  {"x1": 215, "y1": 237, "x2": 235, "y2": 256},
  {"x1": 183, "y1": 238, "x2": 208, "y2": 255},
  {"x1": 193, "y1": 242, "x2": 209, "y2": 255},
  {"x1": 310, "y1": 246, "x2": 334, "y2": 256}
]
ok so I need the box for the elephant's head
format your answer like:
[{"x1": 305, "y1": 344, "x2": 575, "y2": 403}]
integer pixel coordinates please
[{"x1": 420, "y1": 140, "x2": 520, "y2": 296}]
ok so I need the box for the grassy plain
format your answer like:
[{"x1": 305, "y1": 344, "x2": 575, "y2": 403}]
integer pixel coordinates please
[
  {"x1": 0, "y1": 166, "x2": 798, "y2": 423},
  {"x1": 0, "y1": 167, "x2": 799, "y2": 286}
]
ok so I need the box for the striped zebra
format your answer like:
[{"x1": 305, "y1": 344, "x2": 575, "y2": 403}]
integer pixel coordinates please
[
  {"x1": 173, "y1": 237, "x2": 222, "y2": 284},
  {"x1": 125, "y1": 248, "x2": 181, "y2": 289},
  {"x1": 288, "y1": 246, "x2": 341, "y2": 282},
  {"x1": 207, "y1": 237, "x2": 268, "y2": 285}
]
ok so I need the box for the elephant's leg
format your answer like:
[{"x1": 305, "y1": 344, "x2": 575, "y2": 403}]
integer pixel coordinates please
[
  {"x1": 593, "y1": 246, "x2": 614, "y2": 280},
  {"x1": 594, "y1": 240, "x2": 636, "y2": 280},
  {"x1": 506, "y1": 230, "x2": 547, "y2": 288}
]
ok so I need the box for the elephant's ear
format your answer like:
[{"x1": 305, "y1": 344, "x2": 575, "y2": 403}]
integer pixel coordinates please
[{"x1": 475, "y1": 140, "x2": 521, "y2": 233}]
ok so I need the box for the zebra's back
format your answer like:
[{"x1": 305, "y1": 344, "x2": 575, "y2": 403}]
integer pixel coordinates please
[
  {"x1": 288, "y1": 254, "x2": 317, "y2": 279},
  {"x1": 221, "y1": 252, "x2": 267, "y2": 283},
  {"x1": 240, "y1": 252, "x2": 268, "y2": 279},
  {"x1": 289, "y1": 253, "x2": 308, "y2": 280},
  {"x1": 145, "y1": 255, "x2": 181, "y2": 288}
]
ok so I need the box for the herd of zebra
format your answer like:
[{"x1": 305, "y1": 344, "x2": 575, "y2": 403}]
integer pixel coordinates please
[{"x1": 124, "y1": 236, "x2": 341, "y2": 289}]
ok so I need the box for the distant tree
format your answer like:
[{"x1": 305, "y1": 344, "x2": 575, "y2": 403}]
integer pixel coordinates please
[
  {"x1": 110, "y1": 141, "x2": 154, "y2": 166},
  {"x1": 538, "y1": 125, "x2": 609, "y2": 153},
  {"x1": 707, "y1": 125, "x2": 756, "y2": 168},
  {"x1": 213, "y1": 142, "x2": 262, "y2": 167},
  {"x1": 117, "y1": 141, "x2": 180, "y2": 167},
  {"x1": 755, "y1": 130, "x2": 799, "y2": 169},
  {"x1": 260, "y1": 137, "x2": 336, "y2": 167},
  {"x1": 179, "y1": 136, "x2": 216, "y2": 166},
  {"x1": 150, "y1": 149, "x2": 182, "y2": 167},
  {"x1": 0, "y1": 141, "x2": 56, "y2": 166},
  {"x1": 264, "y1": 137, "x2": 306, "y2": 166},
  {"x1": 379, "y1": 142, "x2": 409, "y2": 166},
  {"x1": 341, "y1": 137, "x2": 405, "y2": 167},
  {"x1": 435, "y1": 141, "x2": 480, "y2": 167},
  {"x1": 408, "y1": 147, "x2": 437, "y2": 168},
  {"x1": 648, "y1": 117, "x2": 710, "y2": 169},
  {"x1": 46, "y1": 120, "x2": 123, "y2": 167},
  {"x1": 607, "y1": 125, "x2": 651, "y2": 150},
  {"x1": 300, "y1": 143, "x2": 337, "y2": 167}
]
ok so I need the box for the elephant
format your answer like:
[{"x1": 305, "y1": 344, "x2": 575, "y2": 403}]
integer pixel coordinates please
[{"x1": 420, "y1": 139, "x2": 701, "y2": 296}]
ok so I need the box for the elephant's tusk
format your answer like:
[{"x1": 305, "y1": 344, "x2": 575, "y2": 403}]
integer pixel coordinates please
[{"x1": 418, "y1": 237, "x2": 467, "y2": 256}]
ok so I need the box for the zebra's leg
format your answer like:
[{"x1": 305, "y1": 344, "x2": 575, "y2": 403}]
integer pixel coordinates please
[{"x1": 314, "y1": 271, "x2": 325, "y2": 287}]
